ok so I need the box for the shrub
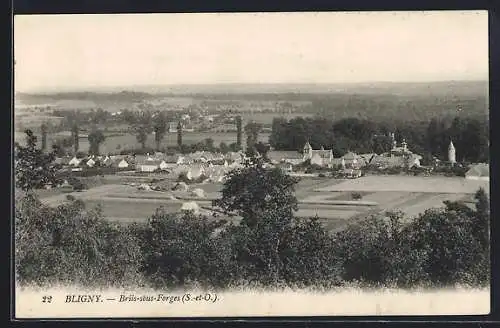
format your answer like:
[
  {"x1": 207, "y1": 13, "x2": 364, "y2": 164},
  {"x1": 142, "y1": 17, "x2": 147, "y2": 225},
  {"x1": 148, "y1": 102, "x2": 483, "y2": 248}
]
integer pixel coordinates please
[
  {"x1": 136, "y1": 209, "x2": 231, "y2": 289},
  {"x1": 15, "y1": 193, "x2": 145, "y2": 288},
  {"x1": 351, "y1": 192, "x2": 362, "y2": 200}
]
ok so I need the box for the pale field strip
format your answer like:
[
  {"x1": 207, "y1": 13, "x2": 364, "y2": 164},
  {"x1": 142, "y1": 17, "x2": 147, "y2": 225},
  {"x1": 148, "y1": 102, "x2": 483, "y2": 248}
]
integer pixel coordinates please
[
  {"x1": 361, "y1": 191, "x2": 411, "y2": 203},
  {"x1": 397, "y1": 193, "x2": 472, "y2": 217},
  {"x1": 315, "y1": 176, "x2": 489, "y2": 194},
  {"x1": 296, "y1": 208, "x2": 362, "y2": 220},
  {"x1": 15, "y1": 287, "x2": 490, "y2": 318}
]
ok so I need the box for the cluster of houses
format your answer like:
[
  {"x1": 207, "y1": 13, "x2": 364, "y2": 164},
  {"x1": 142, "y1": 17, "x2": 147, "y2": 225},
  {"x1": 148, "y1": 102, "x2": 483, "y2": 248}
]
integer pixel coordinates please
[
  {"x1": 267, "y1": 136, "x2": 424, "y2": 178},
  {"x1": 53, "y1": 131, "x2": 489, "y2": 183},
  {"x1": 54, "y1": 150, "x2": 246, "y2": 182},
  {"x1": 267, "y1": 135, "x2": 489, "y2": 181},
  {"x1": 267, "y1": 134, "x2": 465, "y2": 179}
]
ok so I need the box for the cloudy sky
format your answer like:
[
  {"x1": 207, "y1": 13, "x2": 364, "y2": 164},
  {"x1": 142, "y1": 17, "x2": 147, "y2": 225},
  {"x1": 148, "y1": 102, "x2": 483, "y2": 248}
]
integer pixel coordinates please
[{"x1": 14, "y1": 11, "x2": 488, "y2": 92}]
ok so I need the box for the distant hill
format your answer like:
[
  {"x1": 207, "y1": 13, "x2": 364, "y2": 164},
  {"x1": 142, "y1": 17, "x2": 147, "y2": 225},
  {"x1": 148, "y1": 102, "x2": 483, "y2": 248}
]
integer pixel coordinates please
[
  {"x1": 16, "y1": 80, "x2": 488, "y2": 99},
  {"x1": 16, "y1": 90, "x2": 154, "y2": 104},
  {"x1": 14, "y1": 81, "x2": 488, "y2": 123}
]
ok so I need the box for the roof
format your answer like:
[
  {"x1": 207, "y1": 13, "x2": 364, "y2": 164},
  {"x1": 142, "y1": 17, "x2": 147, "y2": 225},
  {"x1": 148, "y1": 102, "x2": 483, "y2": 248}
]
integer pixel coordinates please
[
  {"x1": 267, "y1": 151, "x2": 303, "y2": 162},
  {"x1": 466, "y1": 164, "x2": 489, "y2": 178},
  {"x1": 164, "y1": 154, "x2": 182, "y2": 163},
  {"x1": 311, "y1": 149, "x2": 332, "y2": 158},
  {"x1": 138, "y1": 160, "x2": 163, "y2": 166},
  {"x1": 371, "y1": 154, "x2": 406, "y2": 167},
  {"x1": 343, "y1": 152, "x2": 359, "y2": 160}
]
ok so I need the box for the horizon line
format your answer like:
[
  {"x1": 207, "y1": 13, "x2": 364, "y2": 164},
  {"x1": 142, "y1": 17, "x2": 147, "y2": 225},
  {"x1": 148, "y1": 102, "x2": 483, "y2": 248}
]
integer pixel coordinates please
[{"x1": 16, "y1": 79, "x2": 489, "y2": 94}]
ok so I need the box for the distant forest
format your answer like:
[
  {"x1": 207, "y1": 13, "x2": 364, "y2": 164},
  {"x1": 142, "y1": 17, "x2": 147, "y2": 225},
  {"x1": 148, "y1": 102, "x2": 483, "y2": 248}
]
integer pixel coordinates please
[
  {"x1": 270, "y1": 116, "x2": 489, "y2": 164},
  {"x1": 16, "y1": 81, "x2": 488, "y2": 123}
]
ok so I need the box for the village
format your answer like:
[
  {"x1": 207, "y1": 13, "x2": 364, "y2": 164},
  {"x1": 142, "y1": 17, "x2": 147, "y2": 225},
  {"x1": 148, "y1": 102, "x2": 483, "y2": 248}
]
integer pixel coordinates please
[{"x1": 31, "y1": 126, "x2": 489, "y2": 232}]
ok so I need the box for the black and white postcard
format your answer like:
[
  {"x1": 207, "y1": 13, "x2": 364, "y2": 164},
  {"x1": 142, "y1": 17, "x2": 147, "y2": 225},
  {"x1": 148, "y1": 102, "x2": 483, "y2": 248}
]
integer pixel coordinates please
[{"x1": 13, "y1": 11, "x2": 490, "y2": 318}]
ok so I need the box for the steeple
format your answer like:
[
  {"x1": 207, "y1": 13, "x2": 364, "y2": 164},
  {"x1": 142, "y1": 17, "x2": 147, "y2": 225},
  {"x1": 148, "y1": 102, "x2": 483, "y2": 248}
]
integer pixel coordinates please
[
  {"x1": 303, "y1": 141, "x2": 312, "y2": 152},
  {"x1": 303, "y1": 140, "x2": 313, "y2": 161},
  {"x1": 448, "y1": 140, "x2": 456, "y2": 164},
  {"x1": 401, "y1": 139, "x2": 408, "y2": 152}
]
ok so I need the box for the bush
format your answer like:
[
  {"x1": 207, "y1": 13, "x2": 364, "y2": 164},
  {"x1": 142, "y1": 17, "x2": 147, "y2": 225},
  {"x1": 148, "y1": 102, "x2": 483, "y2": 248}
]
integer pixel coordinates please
[
  {"x1": 15, "y1": 193, "x2": 145, "y2": 288},
  {"x1": 136, "y1": 209, "x2": 231, "y2": 289},
  {"x1": 351, "y1": 192, "x2": 362, "y2": 200}
]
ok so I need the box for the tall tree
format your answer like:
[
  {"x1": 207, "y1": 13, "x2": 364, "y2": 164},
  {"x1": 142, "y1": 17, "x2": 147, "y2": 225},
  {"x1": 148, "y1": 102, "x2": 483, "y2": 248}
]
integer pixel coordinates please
[
  {"x1": 177, "y1": 121, "x2": 183, "y2": 148},
  {"x1": 40, "y1": 123, "x2": 48, "y2": 151},
  {"x1": 136, "y1": 127, "x2": 148, "y2": 150},
  {"x1": 15, "y1": 129, "x2": 60, "y2": 191},
  {"x1": 153, "y1": 112, "x2": 167, "y2": 151},
  {"x1": 213, "y1": 159, "x2": 300, "y2": 283},
  {"x1": 214, "y1": 159, "x2": 299, "y2": 228},
  {"x1": 71, "y1": 123, "x2": 79, "y2": 154},
  {"x1": 244, "y1": 121, "x2": 262, "y2": 155},
  {"x1": 88, "y1": 129, "x2": 105, "y2": 155},
  {"x1": 204, "y1": 138, "x2": 215, "y2": 152},
  {"x1": 130, "y1": 111, "x2": 153, "y2": 150},
  {"x1": 236, "y1": 116, "x2": 242, "y2": 148}
]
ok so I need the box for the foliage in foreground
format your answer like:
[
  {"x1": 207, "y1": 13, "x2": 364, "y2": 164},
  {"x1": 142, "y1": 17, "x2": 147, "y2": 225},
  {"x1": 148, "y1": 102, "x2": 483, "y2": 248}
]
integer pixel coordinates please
[{"x1": 15, "y1": 160, "x2": 490, "y2": 290}]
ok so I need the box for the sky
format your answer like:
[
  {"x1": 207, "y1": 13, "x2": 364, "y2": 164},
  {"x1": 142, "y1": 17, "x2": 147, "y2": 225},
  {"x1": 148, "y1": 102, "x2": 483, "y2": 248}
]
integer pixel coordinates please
[{"x1": 14, "y1": 11, "x2": 488, "y2": 92}]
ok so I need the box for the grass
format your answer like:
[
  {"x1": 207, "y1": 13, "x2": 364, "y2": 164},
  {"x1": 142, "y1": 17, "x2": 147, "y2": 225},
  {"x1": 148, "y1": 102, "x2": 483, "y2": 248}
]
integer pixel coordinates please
[{"x1": 316, "y1": 176, "x2": 489, "y2": 194}]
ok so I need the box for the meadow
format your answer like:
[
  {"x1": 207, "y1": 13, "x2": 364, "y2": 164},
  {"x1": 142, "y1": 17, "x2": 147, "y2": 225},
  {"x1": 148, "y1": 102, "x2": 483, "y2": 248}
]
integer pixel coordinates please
[{"x1": 36, "y1": 175, "x2": 486, "y2": 233}]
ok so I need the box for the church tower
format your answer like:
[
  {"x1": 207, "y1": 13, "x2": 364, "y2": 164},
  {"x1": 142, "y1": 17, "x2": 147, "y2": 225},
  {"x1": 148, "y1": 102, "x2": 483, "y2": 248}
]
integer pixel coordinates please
[
  {"x1": 448, "y1": 140, "x2": 456, "y2": 165},
  {"x1": 303, "y1": 141, "x2": 313, "y2": 161},
  {"x1": 390, "y1": 132, "x2": 397, "y2": 150}
]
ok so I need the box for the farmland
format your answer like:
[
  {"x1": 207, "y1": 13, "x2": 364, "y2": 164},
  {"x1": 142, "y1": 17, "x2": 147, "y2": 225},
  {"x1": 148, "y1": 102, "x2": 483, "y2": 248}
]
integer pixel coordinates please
[
  {"x1": 14, "y1": 130, "x2": 272, "y2": 153},
  {"x1": 35, "y1": 174, "x2": 487, "y2": 233}
]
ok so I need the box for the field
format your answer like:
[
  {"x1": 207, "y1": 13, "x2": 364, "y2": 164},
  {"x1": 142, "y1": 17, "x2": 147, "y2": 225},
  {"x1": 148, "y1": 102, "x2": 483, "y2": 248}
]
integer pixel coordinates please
[
  {"x1": 15, "y1": 131, "x2": 272, "y2": 153},
  {"x1": 36, "y1": 174, "x2": 488, "y2": 232}
]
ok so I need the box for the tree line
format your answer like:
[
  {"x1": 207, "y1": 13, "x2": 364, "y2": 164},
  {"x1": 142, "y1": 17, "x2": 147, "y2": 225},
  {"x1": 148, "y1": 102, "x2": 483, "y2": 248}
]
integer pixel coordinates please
[
  {"x1": 16, "y1": 156, "x2": 489, "y2": 290},
  {"x1": 47, "y1": 112, "x2": 246, "y2": 157},
  {"x1": 270, "y1": 116, "x2": 489, "y2": 163}
]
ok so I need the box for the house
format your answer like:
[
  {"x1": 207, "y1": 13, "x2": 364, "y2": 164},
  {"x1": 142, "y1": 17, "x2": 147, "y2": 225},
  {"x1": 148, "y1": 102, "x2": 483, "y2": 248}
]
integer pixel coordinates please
[
  {"x1": 102, "y1": 156, "x2": 114, "y2": 167},
  {"x1": 69, "y1": 156, "x2": 82, "y2": 167},
  {"x1": 169, "y1": 122, "x2": 178, "y2": 133},
  {"x1": 370, "y1": 135, "x2": 423, "y2": 169},
  {"x1": 187, "y1": 164, "x2": 206, "y2": 180},
  {"x1": 276, "y1": 162, "x2": 293, "y2": 173},
  {"x1": 86, "y1": 158, "x2": 96, "y2": 168},
  {"x1": 137, "y1": 156, "x2": 163, "y2": 172},
  {"x1": 342, "y1": 152, "x2": 362, "y2": 168},
  {"x1": 117, "y1": 158, "x2": 131, "y2": 169},
  {"x1": 267, "y1": 150, "x2": 304, "y2": 165},
  {"x1": 465, "y1": 163, "x2": 489, "y2": 181},
  {"x1": 303, "y1": 142, "x2": 333, "y2": 167},
  {"x1": 158, "y1": 160, "x2": 169, "y2": 171}
]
